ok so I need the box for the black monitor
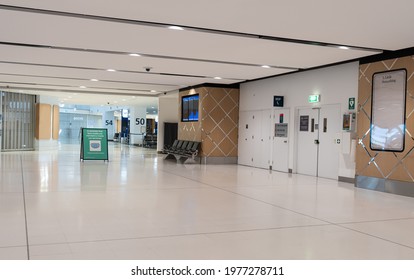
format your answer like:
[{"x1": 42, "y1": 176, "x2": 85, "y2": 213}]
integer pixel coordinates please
[{"x1": 181, "y1": 94, "x2": 199, "y2": 122}]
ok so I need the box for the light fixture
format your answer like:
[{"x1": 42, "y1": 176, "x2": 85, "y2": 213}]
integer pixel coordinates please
[
  {"x1": 106, "y1": 69, "x2": 116, "y2": 72},
  {"x1": 214, "y1": 77, "x2": 222, "y2": 80},
  {"x1": 261, "y1": 65, "x2": 271, "y2": 68},
  {"x1": 79, "y1": 86, "x2": 86, "y2": 89},
  {"x1": 151, "y1": 106, "x2": 155, "y2": 109},
  {"x1": 129, "y1": 53, "x2": 141, "y2": 57},
  {"x1": 150, "y1": 90, "x2": 157, "y2": 93},
  {"x1": 90, "y1": 79, "x2": 99, "y2": 82},
  {"x1": 168, "y1": 26, "x2": 184, "y2": 31},
  {"x1": 338, "y1": 46, "x2": 350, "y2": 50}
]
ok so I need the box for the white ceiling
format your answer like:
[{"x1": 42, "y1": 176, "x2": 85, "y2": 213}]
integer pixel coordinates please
[{"x1": 1, "y1": 0, "x2": 413, "y2": 108}]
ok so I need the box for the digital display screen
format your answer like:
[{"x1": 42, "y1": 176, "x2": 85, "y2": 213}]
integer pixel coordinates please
[
  {"x1": 181, "y1": 94, "x2": 199, "y2": 122},
  {"x1": 370, "y1": 69, "x2": 406, "y2": 152}
]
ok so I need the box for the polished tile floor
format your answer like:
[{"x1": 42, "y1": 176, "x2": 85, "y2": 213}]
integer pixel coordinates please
[{"x1": 1, "y1": 143, "x2": 414, "y2": 259}]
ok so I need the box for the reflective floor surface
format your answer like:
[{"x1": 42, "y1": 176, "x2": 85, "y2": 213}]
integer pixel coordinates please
[{"x1": 1, "y1": 143, "x2": 414, "y2": 259}]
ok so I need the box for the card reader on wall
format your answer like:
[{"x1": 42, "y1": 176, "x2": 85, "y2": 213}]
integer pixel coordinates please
[{"x1": 342, "y1": 113, "x2": 355, "y2": 132}]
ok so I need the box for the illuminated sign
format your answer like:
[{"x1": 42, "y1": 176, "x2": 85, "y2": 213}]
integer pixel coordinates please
[{"x1": 308, "y1": 95, "x2": 320, "y2": 103}]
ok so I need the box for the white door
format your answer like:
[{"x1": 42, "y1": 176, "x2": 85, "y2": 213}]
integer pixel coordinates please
[
  {"x1": 318, "y1": 105, "x2": 341, "y2": 179},
  {"x1": 238, "y1": 111, "x2": 252, "y2": 166},
  {"x1": 257, "y1": 110, "x2": 272, "y2": 169},
  {"x1": 272, "y1": 108, "x2": 290, "y2": 172},
  {"x1": 251, "y1": 110, "x2": 271, "y2": 169},
  {"x1": 297, "y1": 107, "x2": 319, "y2": 176},
  {"x1": 296, "y1": 105, "x2": 341, "y2": 179}
]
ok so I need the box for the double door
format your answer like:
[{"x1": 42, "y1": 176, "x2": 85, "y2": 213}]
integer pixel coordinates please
[
  {"x1": 238, "y1": 109, "x2": 290, "y2": 172},
  {"x1": 296, "y1": 105, "x2": 341, "y2": 179},
  {"x1": 238, "y1": 110, "x2": 272, "y2": 169}
]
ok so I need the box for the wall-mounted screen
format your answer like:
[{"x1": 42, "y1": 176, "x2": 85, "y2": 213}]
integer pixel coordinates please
[
  {"x1": 181, "y1": 94, "x2": 199, "y2": 122},
  {"x1": 370, "y1": 69, "x2": 407, "y2": 152}
]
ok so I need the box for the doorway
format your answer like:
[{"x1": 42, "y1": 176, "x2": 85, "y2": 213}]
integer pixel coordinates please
[
  {"x1": 296, "y1": 104, "x2": 341, "y2": 179},
  {"x1": 272, "y1": 108, "x2": 290, "y2": 172}
]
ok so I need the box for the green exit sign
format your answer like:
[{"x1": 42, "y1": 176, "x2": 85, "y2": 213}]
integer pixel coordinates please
[{"x1": 308, "y1": 95, "x2": 320, "y2": 103}]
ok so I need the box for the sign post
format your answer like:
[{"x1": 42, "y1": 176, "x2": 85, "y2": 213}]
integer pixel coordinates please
[{"x1": 80, "y1": 128, "x2": 109, "y2": 161}]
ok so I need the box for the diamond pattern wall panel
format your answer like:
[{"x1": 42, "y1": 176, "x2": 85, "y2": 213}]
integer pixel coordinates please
[
  {"x1": 357, "y1": 56, "x2": 414, "y2": 182},
  {"x1": 200, "y1": 87, "x2": 239, "y2": 158},
  {"x1": 178, "y1": 86, "x2": 239, "y2": 158}
]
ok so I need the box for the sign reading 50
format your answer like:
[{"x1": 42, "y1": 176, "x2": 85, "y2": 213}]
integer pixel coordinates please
[{"x1": 136, "y1": 118, "x2": 145, "y2": 125}]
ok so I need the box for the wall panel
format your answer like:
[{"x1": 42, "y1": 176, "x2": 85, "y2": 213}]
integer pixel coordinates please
[
  {"x1": 36, "y1": 103, "x2": 51, "y2": 140},
  {"x1": 357, "y1": 56, "x2": 414, "y2": 186}
]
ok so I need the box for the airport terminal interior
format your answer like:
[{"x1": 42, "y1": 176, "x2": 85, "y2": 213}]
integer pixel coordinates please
[{"x1": 2, "y1": 1, "x2": 414, "y2": 260}]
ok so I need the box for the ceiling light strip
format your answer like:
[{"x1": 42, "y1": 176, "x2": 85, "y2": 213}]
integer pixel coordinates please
[
  {"x1": 0, "y1": 4, "x2": 384, "y2": 53},
  {"x1": 0, "y1": 72, "x2": 181, "y2": 87},
  {"x1": 0, "y1": 41, "x2": 298, "y2": 70},
  {"x1": 0, "y1": 82, "x2": 157, "y2": 96},
  {"x1": 0, "y1": 60, "x2": 244, "y2": 81}
]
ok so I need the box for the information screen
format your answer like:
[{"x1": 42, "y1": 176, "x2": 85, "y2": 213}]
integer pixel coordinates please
[{"x1": 370, "y1": 69, "x2": 406, "y2": 152}]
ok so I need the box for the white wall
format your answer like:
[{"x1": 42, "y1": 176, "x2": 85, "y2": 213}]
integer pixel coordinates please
[
  {"x1": 103, "y1": 111, "x2": 115, "y2": 139},
  {"x1": 0, "y1": 93, "x2": 2, "y2": 151},
  {"x1": 240, "y1": 62, "x2": 359, "y2": 178},
  {"x1": 157, "y1": 91, "x2": 179, "y2": 151},
  {"x1": 129, "y1": 106, "x2": 147, "y2": 145}
]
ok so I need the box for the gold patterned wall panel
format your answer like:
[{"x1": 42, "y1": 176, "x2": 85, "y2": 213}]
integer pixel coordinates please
[
  {"x1": 200, "y1": 87, "x2": 239, "y2": 157},
  {"x1": 178, "y1": 86, "x2": 239, "y2": 158},
  {"x1": 357, "y1": 56, "x2": 414, "y2": 182}
]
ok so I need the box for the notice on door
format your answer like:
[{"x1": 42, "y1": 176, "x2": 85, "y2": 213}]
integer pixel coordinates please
[
  {"x1": 300, "y1": 115, "x2": 309, "y2": 131},
  {"x1": 275, "y1": 123, "x2": 288, "y2": 137},
  {"x1": 371, "y1": 69, "x2": 406, "y2": 152}
]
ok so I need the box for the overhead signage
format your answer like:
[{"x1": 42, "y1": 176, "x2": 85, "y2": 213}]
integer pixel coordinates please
[{"x1": 308, "y1": 95, "x2": 320, "y2": 103}]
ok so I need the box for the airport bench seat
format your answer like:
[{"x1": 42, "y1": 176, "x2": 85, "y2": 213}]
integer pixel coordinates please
[{"x1": 163, "y1": 140, "x2": 201, "y2": 164}]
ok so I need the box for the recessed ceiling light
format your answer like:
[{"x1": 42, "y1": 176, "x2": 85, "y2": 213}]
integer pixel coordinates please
[
  {"x1": 79, "y1": 86, "x2": 86, "y2": 89},
  {"x1": 150, "y1": 90, "x2": 157, "y2": 93},
  {"x1": 338, "y1": 46, "x2": 350, "y2": 50},
  {"x1": 90, "y1": 79, "x2": 99, "y2": 82},
  {"x1": 106, "y1": 69, "x2": 116, "y2": 72},
  {"x1": 151, "y1": 106, "x2": 155, "y2": 109},
  {"x1": 129, "y1": 53, "x2": 141, "y2": 57},
  {"x1": 168, "y1": 26, "x2": 184, "y2": 31},
  {"x1": 261, "y1": 65, "x2": 271, "y2": 68},
  {"x1": 214, "y1": 77, "x2": 222, "y2": 80}
]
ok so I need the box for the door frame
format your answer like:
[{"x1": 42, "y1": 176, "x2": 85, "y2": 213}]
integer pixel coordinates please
[
  {"x1": 294, "y1": 104, "x2": 341, "y2": 177},
  {"x1": 272, "y1": 107, "x2": 291, "y2": 173}
]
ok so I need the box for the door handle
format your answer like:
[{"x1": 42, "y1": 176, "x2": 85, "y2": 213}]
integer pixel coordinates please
[
  {"x1": 314, "y1": 139, "x2": 319, "y2": 144},
  {"x1": 283, "y1": 140, "x2": 288, "y2": 143}
]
